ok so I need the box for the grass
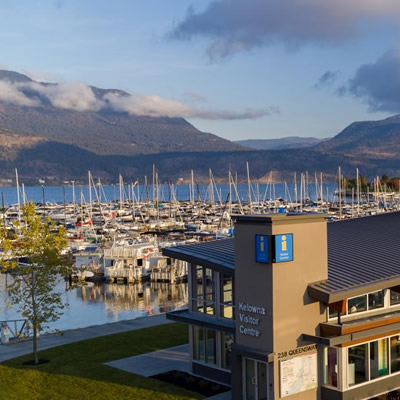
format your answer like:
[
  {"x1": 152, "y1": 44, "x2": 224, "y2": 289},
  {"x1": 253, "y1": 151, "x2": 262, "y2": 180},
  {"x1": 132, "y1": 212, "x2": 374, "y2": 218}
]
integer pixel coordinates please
[{"x1": 0, "y1": 322, "x2": 202, "y2": 400}]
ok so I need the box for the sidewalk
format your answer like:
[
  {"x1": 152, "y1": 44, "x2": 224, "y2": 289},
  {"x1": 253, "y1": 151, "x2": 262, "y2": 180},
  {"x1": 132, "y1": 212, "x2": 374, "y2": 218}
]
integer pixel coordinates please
[
  {"x1": 105, "y1": 343, "x2": 190, "y2": 376},
  {"x1": 0, "y1": 314, "x2": 171, "y2": 362}
]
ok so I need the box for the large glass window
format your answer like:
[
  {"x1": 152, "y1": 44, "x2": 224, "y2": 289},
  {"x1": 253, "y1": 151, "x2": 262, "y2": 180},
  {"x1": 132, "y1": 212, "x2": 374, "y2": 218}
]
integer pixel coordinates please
[
  {"x1": 222, "y1": 333, "x2": 234, "y2": 370},
  {"x1": 192, "y1": 326, "x2": 216, "y2": 365},
  {"x1": 206, "y1": 329, "x2": 216, "y2": 364},
  {"x1": 390, "y1": 335, "x2": 400, "y2": 373},
  {"x1": 192, "y1": 265, "x2": 216, "y2": 315},
  {"x1": 344, "y1": 335, "x2": 400, "y2": 389},
  {"x1": 348, "y1": 344, "x2": 368, "y2": 386},
  {"x1": 193, "y1": 326, "x2": 205, "y2": 362},
  {"x1": 370, "y1": 339, "x2": 388, "y2": 379},
  {"x1": 323, "y1": 347, "x2": 338, "y2": 387},
  {"x1": 221, "y1": 273, "x2": 234, "y2": 319}
]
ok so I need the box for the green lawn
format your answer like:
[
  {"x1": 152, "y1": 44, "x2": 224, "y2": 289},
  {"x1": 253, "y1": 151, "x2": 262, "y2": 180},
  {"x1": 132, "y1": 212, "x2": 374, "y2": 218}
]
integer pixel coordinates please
[{"x1": 0, "y1": 322, "x2": 202, "y2": 400}]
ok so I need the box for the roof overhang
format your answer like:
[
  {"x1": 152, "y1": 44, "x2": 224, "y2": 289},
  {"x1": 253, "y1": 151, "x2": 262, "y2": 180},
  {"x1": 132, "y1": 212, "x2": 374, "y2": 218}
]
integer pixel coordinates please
[
  {"x1": 162, "y1": 247, "x2": 234, "y2": 274},
  {"x1": 308, "y1": 275, "x2": 400, "y2": 304}
]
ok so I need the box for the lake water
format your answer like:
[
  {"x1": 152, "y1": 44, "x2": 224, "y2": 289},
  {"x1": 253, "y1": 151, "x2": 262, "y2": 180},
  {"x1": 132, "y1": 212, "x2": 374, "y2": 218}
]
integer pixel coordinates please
[
  {"x1": 0, "y1": 182, "x2": 338, "y2": 206},
  {"x1": 0, "y1": 276, "x2": 188, "y2": 332}
]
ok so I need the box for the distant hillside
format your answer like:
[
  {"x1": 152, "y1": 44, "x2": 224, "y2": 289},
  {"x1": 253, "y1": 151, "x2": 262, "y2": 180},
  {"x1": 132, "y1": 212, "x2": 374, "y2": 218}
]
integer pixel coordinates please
[
  {"x1": 0, "y1": 138, "x2": 398, "y2": 186},
  {"x1": 236, "y1": 136, "x2": 329, "y2": 150},
  {"x1": 0, "y1": 70, "x2": 245, "y2": 156},
  {"x1": 315, "y1": 114, "x2": 400, "y2": 157},
  {"x1": 0, "y1": 70, "x2": 400, "y2": 183}
]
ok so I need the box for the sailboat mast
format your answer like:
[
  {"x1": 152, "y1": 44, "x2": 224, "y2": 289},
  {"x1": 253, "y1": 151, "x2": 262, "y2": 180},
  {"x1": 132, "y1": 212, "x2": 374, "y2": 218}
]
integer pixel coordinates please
[{"x1": 15, "y1": 168, "x2": 21, "y2": 223}]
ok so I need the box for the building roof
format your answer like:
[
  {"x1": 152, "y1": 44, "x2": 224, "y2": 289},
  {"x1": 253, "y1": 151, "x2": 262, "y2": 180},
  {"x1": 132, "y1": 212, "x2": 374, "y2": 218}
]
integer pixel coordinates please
[
  {"x1": 309, "y1": 211, "x2": 400, "y2": 303},
  {"x1": 163, "y1": 212, "x2": 400, "y2": 303},
  {"x1": 163, "y1": 238, "x2": 235, "y2": 273}
]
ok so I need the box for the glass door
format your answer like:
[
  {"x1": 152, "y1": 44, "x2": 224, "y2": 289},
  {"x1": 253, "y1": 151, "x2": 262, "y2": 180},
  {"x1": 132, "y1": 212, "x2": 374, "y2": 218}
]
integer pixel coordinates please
[{"x1": 243, "y1": 358, "x2": 269, "y2": 400}]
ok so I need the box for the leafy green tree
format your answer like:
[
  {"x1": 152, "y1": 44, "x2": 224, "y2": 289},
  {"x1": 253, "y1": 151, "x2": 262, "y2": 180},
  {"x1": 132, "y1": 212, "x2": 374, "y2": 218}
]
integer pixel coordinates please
[{"x1": 0, "y1": 202, "x2": 74, "y2": 364}]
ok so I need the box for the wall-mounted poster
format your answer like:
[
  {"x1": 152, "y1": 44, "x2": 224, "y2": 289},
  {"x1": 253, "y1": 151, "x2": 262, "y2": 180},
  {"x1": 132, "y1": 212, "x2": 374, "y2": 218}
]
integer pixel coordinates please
[{"x1": 280, "y1": 352, "x2": 318, "y2": 397}]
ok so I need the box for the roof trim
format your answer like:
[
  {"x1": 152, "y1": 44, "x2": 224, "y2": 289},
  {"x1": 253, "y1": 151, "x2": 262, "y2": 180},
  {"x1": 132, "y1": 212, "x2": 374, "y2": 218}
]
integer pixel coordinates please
[
  {"x1": 166, "y1": 309, "x2": 235, "y2": 333},
  {"x1": 303, "y1": 321, "x2": 400, "y2": 346},
  {"x1": 233, "y1": 213, "x2": 327, "y2": 224},
  {"x1": 308, "y1": 275, "x2": 400, "y2": 303},
  {"x1": 163, "y1": 247, "x2": 234, "y2": 273}
]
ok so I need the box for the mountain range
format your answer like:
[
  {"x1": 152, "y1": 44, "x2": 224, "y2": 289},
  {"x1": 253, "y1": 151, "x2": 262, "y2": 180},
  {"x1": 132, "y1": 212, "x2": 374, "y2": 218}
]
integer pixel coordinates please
[
  {"x1": 235, "y1": 137, "x2": 329, "y2": 150},
  {"x1": 0, "y1": 70, "x2": 399, "y2": 184}
]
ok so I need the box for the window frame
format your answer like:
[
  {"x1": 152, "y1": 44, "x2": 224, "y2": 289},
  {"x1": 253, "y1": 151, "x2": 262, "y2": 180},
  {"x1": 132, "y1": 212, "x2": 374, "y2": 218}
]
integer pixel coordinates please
[
  {"x1": 343, "y1": 333, "x2": 400, "y2": 390},
  {"x1": 328, "y1": 289, "x2": 388, "y2": 321}
]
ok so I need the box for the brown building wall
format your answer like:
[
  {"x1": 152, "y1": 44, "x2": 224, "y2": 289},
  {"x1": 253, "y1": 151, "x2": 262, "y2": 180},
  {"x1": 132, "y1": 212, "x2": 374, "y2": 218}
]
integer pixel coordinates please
[
  {"x1": 233, "y1": 215, "x2": 328, "y2": 400},
  {"x1": 272, "y1": 217, "x2": 328, "y2": 400}
]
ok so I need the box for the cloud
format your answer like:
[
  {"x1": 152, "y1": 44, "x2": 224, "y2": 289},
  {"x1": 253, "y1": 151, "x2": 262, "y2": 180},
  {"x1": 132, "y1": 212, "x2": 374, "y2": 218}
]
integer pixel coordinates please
[
  {"x1": 104, "y1": 92, "x2": 276, "y2": 120},
  {"x1": 0, "y1": 78, "x2": 274, "y2": 120},
  {"x1": 169, "y1": 0, "x2": 400, "y2": 60},
  {"x1": 27, "y1": 82, "x2": 104, "y2": 112},
  {"x1": 345, "y1": 46, "x2": 400, "y2": 112},
  {"x1": 0, "y1": 80, "x2": 39, "y2": 107},
  {"x1": 314, "y1": 71, "x2": 340, "y2": 89},
  {"x1": 104, "y1": 92, "x2": 193, "y2": 118}
]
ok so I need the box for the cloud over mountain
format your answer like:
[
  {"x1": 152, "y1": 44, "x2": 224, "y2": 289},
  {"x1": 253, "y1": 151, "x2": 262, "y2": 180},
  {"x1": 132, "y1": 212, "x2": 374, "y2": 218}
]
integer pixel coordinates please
[
  {"x1": 0, "y1": 75, "x2": 275, "y2": 120},
  {"x1": 0, "y1": 81, "x2": 39, "y2": 107},
  {"x1": 346, "y1": 46, "x2": 400, "y2": 113},
  {"x1": 169, "y1": 0, "x2": 400, "y2": 59}
]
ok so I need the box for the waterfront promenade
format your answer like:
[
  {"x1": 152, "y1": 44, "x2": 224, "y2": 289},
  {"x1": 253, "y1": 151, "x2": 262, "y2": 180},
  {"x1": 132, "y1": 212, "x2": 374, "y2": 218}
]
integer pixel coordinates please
[{"x1": 0, "y1": 314, "x2": 171, "y2": 362}]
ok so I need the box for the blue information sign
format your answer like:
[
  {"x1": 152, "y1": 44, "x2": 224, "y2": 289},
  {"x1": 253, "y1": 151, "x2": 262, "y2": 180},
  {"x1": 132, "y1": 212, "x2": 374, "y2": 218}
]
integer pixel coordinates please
[
  {"x1": 255, "y1": 235, "x2": 269, "y2": 263},
  {"x1": 274, "y1": 234, "x2": 293, "y2": 263}
]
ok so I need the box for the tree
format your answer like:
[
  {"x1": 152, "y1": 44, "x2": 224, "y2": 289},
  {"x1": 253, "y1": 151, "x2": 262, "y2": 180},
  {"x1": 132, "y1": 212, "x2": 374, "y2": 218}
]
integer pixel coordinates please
[{"x1": 0, "y1": 202, "x2": 74, "y2": 364}]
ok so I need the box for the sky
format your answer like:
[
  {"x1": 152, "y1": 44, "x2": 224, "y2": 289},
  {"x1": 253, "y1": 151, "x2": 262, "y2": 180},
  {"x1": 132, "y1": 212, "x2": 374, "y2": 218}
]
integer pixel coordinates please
[{"x1": 0, "y1": 0, "x2": 400, "y2": 140}]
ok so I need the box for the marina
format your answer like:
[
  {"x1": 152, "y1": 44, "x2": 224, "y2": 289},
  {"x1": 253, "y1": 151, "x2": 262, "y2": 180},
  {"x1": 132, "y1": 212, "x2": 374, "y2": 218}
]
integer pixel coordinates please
[{"x1": 1, "y1": 169, "x2": 400, "y2": 337}]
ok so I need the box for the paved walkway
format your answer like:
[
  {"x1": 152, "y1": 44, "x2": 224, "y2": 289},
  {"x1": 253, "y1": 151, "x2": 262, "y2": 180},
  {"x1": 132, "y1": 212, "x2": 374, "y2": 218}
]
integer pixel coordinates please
[
  {"x1": 106, "y1": 343, "x2": 232, "y2": 400},
  {"x1": 205, "y1": 392, "x2": 232, "y2": 400},
  {"x1": 0, "y1": 314, "x2": 171, "y2": 362},
  {"x1": 105, "y1": 343, "x2": 190, "y2": 376}
]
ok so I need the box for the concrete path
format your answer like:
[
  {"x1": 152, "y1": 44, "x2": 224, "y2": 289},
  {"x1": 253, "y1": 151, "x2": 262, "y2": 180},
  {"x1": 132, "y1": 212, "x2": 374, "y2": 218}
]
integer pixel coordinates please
[
  {"x1": 0, "y1": 314, "x2": 171, "y2": 362},
  {"x1": 105, "y1": 343, "x2": 190, "y2": 376},
  {"x1": 205, "y1": 392, "x2": 232, "y2": 400},
  {"x1": 106, "y1": 344, "x2": 232, "y2": 400}
]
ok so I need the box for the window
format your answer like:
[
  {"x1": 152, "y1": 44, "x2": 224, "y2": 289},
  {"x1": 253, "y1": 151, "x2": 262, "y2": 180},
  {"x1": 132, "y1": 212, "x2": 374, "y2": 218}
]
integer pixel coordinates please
[
  {"x1": 390, "y1": 335, "x2": 400, "y2": 373},
  {"x1": 323, "y1": 347, "x2": 338, "y2": 387},
  {"x1": 193, "y1": 325, "x2": 205, "y2": 362},
  {"x1": 206, "y1": 329, "x2": 216, "y2": 364},
  {"x1": 347, "y1": 290, "x2": 384, "y2": 315},
  {"x1": 205, "y1": 268, "x2": 216, "y2": 315},
  {"x1": 328, "y1": 308, "x2": 338, "y2": 319},
  {"x1": 368, "y1": 291, "x2": 384, "y2": 310},
  {"x1": 192, "y1": 326, "x2": 216, "y2": 365},
  {"x1": 222, "y1": 333, "x2": 234, "y2": 370},
  {"x1": 191, "y1": 265, "x2": 217, "y2": 316},
  {"x1": 345, "y1": 335, "x2": 400, "y2": 389},
  {"x1": 370, "y1": 339, "x2": 388, "y2": 379},
  {"x1": 348, "y1": 295, "x2": 367, "y2": 314},
  {"x1": 348, "y1": 344, "x2": 368, "y2": 386},
  {"x1": 390, "y1": 290, "x2": 400, "y2": 306},
  {"x1": 221, "y1": 274, "x2": 234, "y2": 319}
]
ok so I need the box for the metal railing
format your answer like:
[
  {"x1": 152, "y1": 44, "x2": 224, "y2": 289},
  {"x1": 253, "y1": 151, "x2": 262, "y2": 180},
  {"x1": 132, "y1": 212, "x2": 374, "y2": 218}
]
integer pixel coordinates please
[{"x1": 0, "y1": 319, "x2": 30, "y2": 341}]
